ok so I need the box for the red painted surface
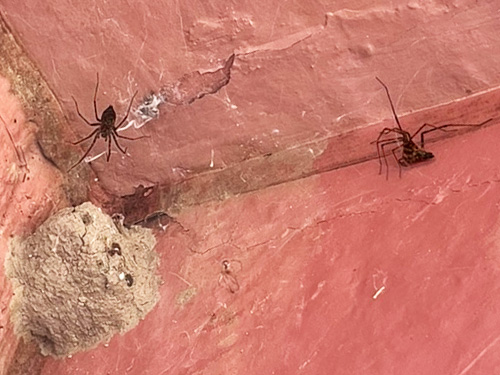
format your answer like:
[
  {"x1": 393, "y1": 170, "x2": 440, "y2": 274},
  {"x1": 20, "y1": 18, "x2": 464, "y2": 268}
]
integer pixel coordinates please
[
  {"x1": 1, "y1": 1, "x2": 500, "y2": 374},
  {"x1": 32, "y1": 120, "x2": 500, "y2": 374},
  {"x1": 0, "y1": 77, "x2": 66, "y2": 371}
]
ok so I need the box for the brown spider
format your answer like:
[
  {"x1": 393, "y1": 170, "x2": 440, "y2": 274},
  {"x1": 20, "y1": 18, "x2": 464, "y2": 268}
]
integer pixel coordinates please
[
  {"x1": 373, "y1": 77, "x2": 492, "y2": 179},
  {"x1": 69, "y1": 73, "x2": 144, "y2": 170}
]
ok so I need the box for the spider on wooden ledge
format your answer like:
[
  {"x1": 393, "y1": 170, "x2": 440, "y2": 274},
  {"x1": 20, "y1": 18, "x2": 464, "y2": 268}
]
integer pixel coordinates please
[
  {"x1": 373, "y1": 77, "x2": 492, "y2": 179},
  {"x1": 69, "y1": 73, "x2": 146, "y2": 171}
]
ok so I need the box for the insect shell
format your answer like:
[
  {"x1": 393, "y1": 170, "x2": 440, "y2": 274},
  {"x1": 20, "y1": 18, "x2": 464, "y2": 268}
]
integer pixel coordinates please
[
  {"x1": 125, "y1": 273, "x2": 134, "y2": 287},
  {"x1": 108, "y1": 242, "x2": 122, "y2": 256},
  {"x1": 219, "y1": 260, "x2": 240, "y2": 293}
]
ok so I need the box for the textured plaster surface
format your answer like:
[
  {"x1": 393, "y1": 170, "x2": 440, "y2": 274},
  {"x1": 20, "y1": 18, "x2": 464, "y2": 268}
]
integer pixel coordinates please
[
  {"x1": 1, "y1": 0, "x2": 500, "y2": 374},
  {"x1": 0, "y1": 76, "x2": 67, "y2": 373},
  {"x1": 6, "y1": 202, "x2": 159, "y2": 358}
]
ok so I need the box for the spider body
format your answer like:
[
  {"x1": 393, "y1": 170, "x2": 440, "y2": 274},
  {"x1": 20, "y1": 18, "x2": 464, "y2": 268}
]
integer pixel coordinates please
[
  {"x1": 69, "y1": 73, "x2": 143, "y2": 171},
  {"x1": 391, "y1": 128, "x2": 434, "y2": 166},
  {"x1": 401, "y1": 140, "x2": 434, "y2": 166},
  {"x1": 373, "y1": 77, "x2": 491, "y2": 178},
  {"x1": 100, "y1": 106, "x2": 116, "y2": 133}
]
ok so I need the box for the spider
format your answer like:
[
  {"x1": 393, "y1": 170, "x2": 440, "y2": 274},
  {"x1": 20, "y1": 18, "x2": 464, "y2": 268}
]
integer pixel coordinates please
[
  {"x1": 69, "y1": 73, "x2": 144, "y2": 170},
  {"x1": 373, "y1": 77, "x2": 492, "y2": 179}
]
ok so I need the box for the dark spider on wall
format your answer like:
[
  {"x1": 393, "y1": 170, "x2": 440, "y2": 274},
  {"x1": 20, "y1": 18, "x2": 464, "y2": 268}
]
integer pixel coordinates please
[
  {"x1": 69, "y1": 73, "x2": 146, "y2": 171},
  {"x1": 373, "y1": 77, "x2": 492, "y2": 179}
]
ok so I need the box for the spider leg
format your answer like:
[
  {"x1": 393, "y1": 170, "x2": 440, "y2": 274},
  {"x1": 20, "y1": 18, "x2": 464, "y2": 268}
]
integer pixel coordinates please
[
  {"x1": 372, "y1": 127, "x2": 404, "y2": 176},
  {"x1": 69, "y1": 132, "x2": 100, "y2": 171},
  {"x1": 375, "y1": 140, "x2": 384, "y2": 174},
  {"x1": 372, "y1": 127, "x2": 406, "y2": 178},
  {"x1": 72, "y1": 97, "x2": 101, "y2": 126},
  {"x1": 370, "y1": 127, "x2": 403, "y2": 144},
  {"x1": 391, "y1": 145, "x2": 404, "y2": 178},
  {"x1": 94, "y1": 72, "x2": 101, "y2": 121},
  {"x1": 115, "y1": 91, "x2": 138, "y2": 130},
  {"x1": 106, "y1": 136, "x2": 112, "y2": 162},
  {"x1": 375, "y1": 77, "x2": 404, "y2": 131},
  {"x1": 375, "y1": 138, "x2": 400, "y2": 174},
  {"x1": 72, "y1": 128, "x2": 99, "y2": 145},
  {"x1": 381, "y1": 140, "x2": 403, "y2": 179},
  {"x1": 414, "y1": 118, "x2": 493, "y2": 147},
  {"x1": 111, "y1": 132, "x2": 127, "y2": 154},
  {"x1": 115, "y1": 133, "x2": 147, "y2": 140}
]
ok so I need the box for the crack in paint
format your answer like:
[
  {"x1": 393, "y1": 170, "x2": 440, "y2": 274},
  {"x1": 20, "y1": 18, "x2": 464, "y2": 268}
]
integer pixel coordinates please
[{"x1": 236, "y1": 26, "x2": 321, "y2": 56}]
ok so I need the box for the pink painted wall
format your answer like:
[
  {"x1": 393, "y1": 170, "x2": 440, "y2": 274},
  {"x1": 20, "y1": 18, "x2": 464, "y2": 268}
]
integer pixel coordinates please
[
  {"x1": 1, "y1": 0, "x2": 500, "y2": 374},
  {"x1": 36, "y1": 120, "x2": 500, "y2": 374}
]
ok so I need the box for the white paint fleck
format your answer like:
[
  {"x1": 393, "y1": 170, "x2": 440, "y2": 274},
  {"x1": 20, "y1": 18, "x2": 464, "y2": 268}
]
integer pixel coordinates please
[
  {"x1": 372, "y1": 286, "x2": 385, "y2": 300},
  {"x1": 372, "y1": 269, "x2": 388, "y2": 299},
  {"x1": 336, "y1": 113, "x2": 347, "y2": 122},
  {"x1": 310, "y1": 280, "x2": 326, "y2": 300},
  {"x1": 84, "y1": 150, "x2": 106, "y2": 163}
]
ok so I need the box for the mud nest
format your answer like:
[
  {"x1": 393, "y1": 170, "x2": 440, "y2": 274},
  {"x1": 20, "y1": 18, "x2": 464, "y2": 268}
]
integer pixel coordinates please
[{"x1": 5, "y1": 202, "x2": 160, "y2": 358}]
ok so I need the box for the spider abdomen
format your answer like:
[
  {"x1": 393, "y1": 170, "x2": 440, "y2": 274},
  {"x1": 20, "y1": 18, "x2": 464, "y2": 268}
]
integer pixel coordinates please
[
  {"x1": 401, "y1": 143, "x2": 434, "y2": 165},
  {"x1": 101, "y1": 105, "x2": 116, "y2": 128}
]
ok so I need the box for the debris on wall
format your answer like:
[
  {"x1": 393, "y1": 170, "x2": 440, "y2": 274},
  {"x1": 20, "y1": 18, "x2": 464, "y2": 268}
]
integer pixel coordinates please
[{"x1": 5, "y1": 202, "x2": 160, "y2": 358}]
